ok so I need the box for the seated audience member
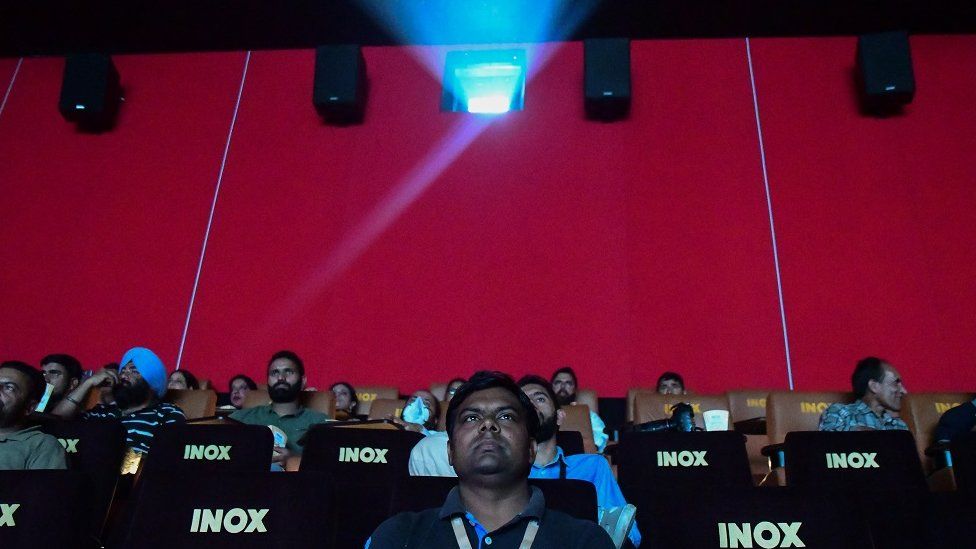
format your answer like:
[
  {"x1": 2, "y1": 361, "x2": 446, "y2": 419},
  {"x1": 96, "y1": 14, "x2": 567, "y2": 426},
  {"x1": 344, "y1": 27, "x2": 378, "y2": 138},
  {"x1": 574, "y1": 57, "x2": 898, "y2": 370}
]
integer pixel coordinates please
[
  {"x1": 229, "y1": 374, "x2": 257, "y2": 409},
  {"x1": 40, "y1": 353, "x2": 83, "y2": 410},
  {"x1": 550, "y1": 366, "x2": 609, "y2": 452},
  {"x1": 445, "y1": 377, "x2": 466, "y2": 401},
  {"x1": 656, "y1": 371, "x2": 686, "y2": 395},
  {"x1": 330, "y1": 381, "x2": 359, "y2": 420},
  {"x1": 933, "y1": 397, "x2": 976, "y2": 443},
  {"x1": 394, "y1": 390, "x2": 441, "y2": 434},
  {"x1": 819, "y1": 356, "x2": 908, "y2": 431},
  {"x1": 53, "y1": 347, "x2": 186, "y2": 454},
  {"x1": 0, "y1": 361, "x2": 67, "y2": 470},
  {"x1": 230, "y1": 350, "x2": 329, "y2": 465},
  {"x1": 367, "y1": 371, "x2": 614, "y2": 549},
  {"x1": 520, "y1": 375, "x2": 641, "y2": 547},
  {"x1": 167, "y1": 369, "x2": 200, "y2": 390}
]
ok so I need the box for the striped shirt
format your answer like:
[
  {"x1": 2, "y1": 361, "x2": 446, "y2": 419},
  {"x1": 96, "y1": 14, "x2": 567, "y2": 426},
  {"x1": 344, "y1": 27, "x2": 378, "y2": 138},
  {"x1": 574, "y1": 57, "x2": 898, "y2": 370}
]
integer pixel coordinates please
[{"x1": 83, "y1": 401, "x2": 186, "y2": 454}]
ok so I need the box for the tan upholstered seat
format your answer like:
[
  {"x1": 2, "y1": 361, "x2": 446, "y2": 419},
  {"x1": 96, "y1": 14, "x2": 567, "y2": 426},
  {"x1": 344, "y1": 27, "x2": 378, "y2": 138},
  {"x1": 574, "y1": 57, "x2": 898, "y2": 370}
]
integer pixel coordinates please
[
  {"x1": 355, "y1": 386, "x2": 400, "y2": 416},
  {"x1": 164, "y1": 389, "x2": 217, "y2": 420},
  {"x1": 575, "y1": 389, "x2": 599, "y2": 415},
  {"x1": 726, "y1": 390, "x2": 772, "y2": 482},
  {"x1": 561, "y1": 404, "x2": 597, "y2": 453},
  {"x1": 633, "y1": 393, "x2": 730, "y2": 431},
  {"x1": 765, "y1": 391, "x2": 852, "y2": 444},
  {"x1": 626, "y1": 388, "x2": 656, "y2": 423},
  {"x1": 901, "y1": 392, "x2": 975, "y2": 471},
  {"x1": 368, "y1": 398, "x2": 407, "y2": 421}
]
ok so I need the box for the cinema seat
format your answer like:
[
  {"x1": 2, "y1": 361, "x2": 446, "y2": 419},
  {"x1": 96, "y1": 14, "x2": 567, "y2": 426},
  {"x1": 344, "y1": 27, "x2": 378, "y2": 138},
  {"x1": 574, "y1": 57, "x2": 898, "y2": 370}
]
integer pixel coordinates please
[
  {"x1": 617, "y1": 431, "x2": 752, "y2": 491},
  {"x1": 632, "y1": 392, "x2": 730, "y2": 431},
  {"x1": 354, "y1": 386, "x2": 399, "y2": 416},
  {"x1": 164, "y1": 388, "x2": 217, "y2": 420},
  {"x1": 576, "y1": 389, "x2": 599, "y2": 415},
  {"x1": 367, "y1": 398, "x2": 406, "y2": 421},
  {"x1": 39, "y1": 419, "x2": 126, "y2": 540},
  {"x1": 726, "y1": 390, "x2": 771, "y2": 482},
  {"x1": 562, "y1": 403, "x2": 598, "y2": 453},
  {"x1": 198, "y1": 379, "x2": 211, "y2": 390},
  {"x1": 123, "y1": 470, "x2": 332, "y2": 548},
  {"x1": 142, "y1": 423, "x2": 273, "y2": 474},
  {"x1": 626, "y1": 388, "x2": 656, "y2": 423},
  {"x1": 0, "y1": 470, "x2": 95, "y2": 547},
  {"x1": 900, "y1": 392, "x2": 974, "y2": 471},
  {"x1": 765, "y1": 390, "x2": 852, "y2": 445}
]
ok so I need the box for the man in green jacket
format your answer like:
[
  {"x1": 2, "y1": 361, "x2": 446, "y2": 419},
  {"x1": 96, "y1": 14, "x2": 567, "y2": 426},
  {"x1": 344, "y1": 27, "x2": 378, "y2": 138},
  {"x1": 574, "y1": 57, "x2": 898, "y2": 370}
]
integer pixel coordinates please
[{"x1": 0, "y1": 361, "x2": 66, "y2": 470}]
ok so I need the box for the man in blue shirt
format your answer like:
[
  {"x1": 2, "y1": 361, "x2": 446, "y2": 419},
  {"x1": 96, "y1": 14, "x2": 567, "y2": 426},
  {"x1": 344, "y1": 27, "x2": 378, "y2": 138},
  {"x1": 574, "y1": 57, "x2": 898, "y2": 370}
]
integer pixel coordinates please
[{"x1": 519, "y1": 375, "x2": 641, "y2": 547}]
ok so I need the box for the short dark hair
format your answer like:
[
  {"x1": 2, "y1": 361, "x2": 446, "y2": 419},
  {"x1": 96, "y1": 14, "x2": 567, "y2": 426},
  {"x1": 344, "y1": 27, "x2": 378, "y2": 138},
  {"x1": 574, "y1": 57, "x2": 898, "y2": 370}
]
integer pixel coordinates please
[
  {"x1": 445, "y1": 371, "x2": 540, "y2": 441},
  {"x1": 331, "y1": 381, "x2": 359, "y2": 411},
  {"x1": 231, "y1": 374, "x2": 258, "y2": 391},
  {"x1": 1, "y1": 360, "x2": 46, "y2": 403},
  {"x1": 268, "y1": 350, "x2": 305, "y2": 378},
  {"x1": 852, "y1": 357, "x2": 888, "y2": 399},
  {"x1": 517, "y1": 374, "x2": 561, "y2": 410},
  {"x1": 657, "y1": 371, "x2": 685, "y2": 390},
  {"x1": 172, "y1": 369, "x2": 200, "y2": 390},
  {"x1": 550, "y1": 366, "x2": 577, "y2": 385},
  {"x1": 41, "y1": 354, "x2": 83, "y2": 382}
]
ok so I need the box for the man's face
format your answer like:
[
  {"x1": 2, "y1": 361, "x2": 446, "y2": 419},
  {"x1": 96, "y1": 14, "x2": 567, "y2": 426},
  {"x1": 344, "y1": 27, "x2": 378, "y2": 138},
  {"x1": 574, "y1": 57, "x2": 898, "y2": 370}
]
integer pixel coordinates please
[
  {"x1": 448, "y1": 387, "x2": 536, "y2": 482},
  {"x1": 230, "y1": 379, "x2": 251, "y2": 408},
  {"x1": 267, "y1": 358, "x2": 304, "y2": 403},
  {"x1": 113, "y1": 363, "x2": 153, "y2": 409},
  {"x1": 551, "y1": 373, "x2": 576, "y2": 406},
  {"x1": 658, "y1": 378, "x2": 685, "y2": 395},
  {"x1": 0, "y1": 367, "x2": 34, "y2": 428},
  {"x1": 522, "y1": 383, "x2": 562, "y2": 444},
  {"x1": 41, "y1": 362, "x2": 77, "y2": 399},
  {"x1": 872, "y1": 364, "x2": 907, "y2": 412}
]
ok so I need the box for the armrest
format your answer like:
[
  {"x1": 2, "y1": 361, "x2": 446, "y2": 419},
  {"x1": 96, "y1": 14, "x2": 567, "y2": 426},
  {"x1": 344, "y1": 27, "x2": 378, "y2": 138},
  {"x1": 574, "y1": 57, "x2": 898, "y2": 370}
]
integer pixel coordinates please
[
  {"x1": 760, "y1": 443, "x2": 786, "y2": 469},
  {"x1": 733, "y1": 417, "x2": 767, "y2": 435},
  {"x1": 925, "y1": 441, "x2": 953, "y2": 469}
]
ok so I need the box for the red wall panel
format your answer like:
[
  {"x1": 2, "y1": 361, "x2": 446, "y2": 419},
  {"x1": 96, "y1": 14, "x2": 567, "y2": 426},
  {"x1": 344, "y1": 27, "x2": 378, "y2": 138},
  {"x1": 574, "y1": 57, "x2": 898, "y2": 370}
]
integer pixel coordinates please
[
  {"x1": 751, "y1": 35, "x2": 976, "y2": 392},
  {"x1": 0, "y1": 53, "x2": 245, "y2": 369}
]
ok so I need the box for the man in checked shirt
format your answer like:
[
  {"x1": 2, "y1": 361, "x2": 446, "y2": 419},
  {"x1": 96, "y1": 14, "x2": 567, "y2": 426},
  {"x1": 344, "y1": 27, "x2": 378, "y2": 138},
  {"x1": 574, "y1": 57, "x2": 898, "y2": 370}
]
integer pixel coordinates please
[{"x1": 819, "y1": 356, "x2": 908, "y2": 432}]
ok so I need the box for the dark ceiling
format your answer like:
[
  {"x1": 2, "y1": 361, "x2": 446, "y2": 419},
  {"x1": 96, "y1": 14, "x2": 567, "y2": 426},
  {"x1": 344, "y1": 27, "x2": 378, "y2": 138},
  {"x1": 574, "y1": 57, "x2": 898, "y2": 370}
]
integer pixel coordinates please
[{"x1": 2, "y1": 0, "x2": 974, "y2": 57}]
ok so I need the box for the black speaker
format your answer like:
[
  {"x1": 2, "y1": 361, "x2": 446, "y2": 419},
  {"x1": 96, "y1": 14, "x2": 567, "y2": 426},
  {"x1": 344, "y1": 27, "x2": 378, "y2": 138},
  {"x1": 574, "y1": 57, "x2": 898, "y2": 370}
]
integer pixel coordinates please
[
  {"x1": 59, "y1": 53, "x2": 121, "y2": 130},
  {"x1": 313, "y1": 45, "x2": 367, "y2": 124},
  {"x1": 856, "y1": 31, "x2": 915, "y2": 114},
  {"x1": 584, "y1": 38, "x2": 631, "y2": 121}
]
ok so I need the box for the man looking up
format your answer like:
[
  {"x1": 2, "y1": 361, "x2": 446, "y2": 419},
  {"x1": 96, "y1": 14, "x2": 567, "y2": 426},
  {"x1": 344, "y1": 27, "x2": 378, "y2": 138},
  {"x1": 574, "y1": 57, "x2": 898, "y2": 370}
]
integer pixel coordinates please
[
  {"x1": 656, "y1": 372, "x2": 686, "y2": 395},
  {"x1": 53, "y1": 347, "x2": 186, "y2": 454},
  {"x1": 40, "y1": 353, "x2": 83, "y2": 410},
  {"x1": 820, "y1": 356, "x2": 908, "y2": 431},
  {"x1": 520, "y1": 375, "x2": 641, "y2": 547},
  {"x1": 368, "y1": 371, "x2": 613, "y2": 548},
  {"x1": 230, "y1": 350, "x2": 329, "y2": 466},
  {"x1": 550, "y1": 366, "x2": 608, "y2": 452},
  {"x1": 0, "y1": 361, "x2": 67, "y2": 470}
]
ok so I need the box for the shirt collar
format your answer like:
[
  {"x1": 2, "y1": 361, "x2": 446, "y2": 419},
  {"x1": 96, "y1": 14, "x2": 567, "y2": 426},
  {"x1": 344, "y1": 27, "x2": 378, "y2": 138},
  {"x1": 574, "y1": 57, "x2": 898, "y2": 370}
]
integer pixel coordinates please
[
  {"x1": 0, "y1": 424, "x2": 42, "y2": 442},
  {"x1": 439, "y1": 485, "x2": 546, "y2": 521},
  {"x1": 532, "y1": 445, "x2": 566, "y2": 469}
]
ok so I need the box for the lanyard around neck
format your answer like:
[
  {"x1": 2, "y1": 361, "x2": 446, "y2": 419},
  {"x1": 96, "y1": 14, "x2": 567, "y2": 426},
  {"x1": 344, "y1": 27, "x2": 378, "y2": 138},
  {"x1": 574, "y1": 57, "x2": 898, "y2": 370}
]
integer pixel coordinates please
[{"x1": 451, "y1": 516, "x2": 539, "y2": 549}]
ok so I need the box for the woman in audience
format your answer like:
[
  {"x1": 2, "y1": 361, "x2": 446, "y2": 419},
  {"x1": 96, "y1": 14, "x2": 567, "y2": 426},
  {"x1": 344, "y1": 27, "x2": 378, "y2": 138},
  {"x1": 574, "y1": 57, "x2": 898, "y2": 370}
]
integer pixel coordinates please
[
  {"x1": 445, "y1": 377, "x2": 466, "y2": 401},
  {"x1": 166, "y1": 369, "x2": 199, "y2": 390},
  {"x1": 229, "y1": 374, "x2": 257, "y2": 409},
  {"x1": 330, "y1": 381, "x2": 359, "y2": 420}
]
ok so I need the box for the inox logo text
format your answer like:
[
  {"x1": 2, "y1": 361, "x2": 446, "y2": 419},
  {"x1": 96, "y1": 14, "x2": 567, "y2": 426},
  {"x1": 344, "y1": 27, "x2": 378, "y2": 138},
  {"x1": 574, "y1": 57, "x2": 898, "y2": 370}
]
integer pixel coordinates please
[
  {"x1": 183, "y1": 444, "x2": 232, "y2": 460},
  {"x1": 190, "y1": 508, "x2": 268, "y2": 533},
  {"x1": 339, "y1": 447, "x2": 388, "y2": 463},
  {"x1": 58, "y1": 438, "x2": 79, "y2": 453},
  {"x1": 718, "y1": 522, "x2": 804, "y2": 548},
  {"x1": 826, "y1": 452, "x2": 879, "y2": 469},
  {"x1": 0, "y1": 504, "x2": 20, "y2": 527},
  {"x1": 656, "y1": 451, "x2": 708, "y2": 467}
]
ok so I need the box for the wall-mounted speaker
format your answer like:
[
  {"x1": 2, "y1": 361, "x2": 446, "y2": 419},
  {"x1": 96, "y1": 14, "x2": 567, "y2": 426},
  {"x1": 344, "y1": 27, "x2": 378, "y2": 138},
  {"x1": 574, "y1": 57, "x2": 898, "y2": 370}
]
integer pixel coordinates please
[
  {"x1": 856, "y1": 31, "x2": 915, "y2": 115},
  {"x1": 313, "y1": 45, "x2": 367, "y2": 125},
  {"x1": 584, "y1": 38, "x2": 631, "y2": 121},
  {"x1": 58, "y1": 53, "x2": 122, "y2": 131}
]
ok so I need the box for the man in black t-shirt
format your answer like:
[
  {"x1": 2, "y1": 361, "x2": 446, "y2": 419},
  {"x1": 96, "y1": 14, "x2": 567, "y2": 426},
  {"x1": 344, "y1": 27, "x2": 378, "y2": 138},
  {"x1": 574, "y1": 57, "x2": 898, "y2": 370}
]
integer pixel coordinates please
[{"x1": 366, "y1": 371, "x2": 613, "y2": 549}]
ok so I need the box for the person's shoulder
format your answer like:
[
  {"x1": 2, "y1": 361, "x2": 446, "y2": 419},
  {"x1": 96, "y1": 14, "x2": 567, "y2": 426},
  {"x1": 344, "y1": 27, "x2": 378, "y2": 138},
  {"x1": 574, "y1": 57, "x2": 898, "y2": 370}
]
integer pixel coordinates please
[
  {"x1": 541, "y1": 509, "x2": 614, "y2": 548},
  {"x1": 84, "y1": 403, "x2": 121, "y2": 418},
  {"x1": 155, "y1": 401, "x2": 186, "y2": 418},
  {"x1": 368, "y1": 508, "x2": 440, "y2": 548},
  {"x1": 230, "y1": 404, "x2": 265, "y2": 420},
  {"x1": 300, "y1": 407, "x2": 330, "y2": 422}
]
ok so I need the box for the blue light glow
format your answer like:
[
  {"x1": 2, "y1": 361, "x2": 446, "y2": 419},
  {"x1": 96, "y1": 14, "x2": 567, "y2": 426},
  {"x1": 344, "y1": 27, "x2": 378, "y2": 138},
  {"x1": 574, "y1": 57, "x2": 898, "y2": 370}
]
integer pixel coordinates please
[{"x1": 443, "y1": 50, "x2": 525, "y2": 114}]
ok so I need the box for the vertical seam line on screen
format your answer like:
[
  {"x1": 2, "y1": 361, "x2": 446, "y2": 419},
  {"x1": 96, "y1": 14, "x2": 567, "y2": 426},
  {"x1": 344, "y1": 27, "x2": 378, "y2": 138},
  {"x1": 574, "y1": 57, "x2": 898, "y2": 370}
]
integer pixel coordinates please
[
  {"x1": 176, "y1": 50, "x2": 251, "y2": 369},
  {"x1": 0, "y1": 58, "x2": 24, "y2": 121},
  {"x1": 746, "y1": 37, "x2": 795, "y2": 390}
]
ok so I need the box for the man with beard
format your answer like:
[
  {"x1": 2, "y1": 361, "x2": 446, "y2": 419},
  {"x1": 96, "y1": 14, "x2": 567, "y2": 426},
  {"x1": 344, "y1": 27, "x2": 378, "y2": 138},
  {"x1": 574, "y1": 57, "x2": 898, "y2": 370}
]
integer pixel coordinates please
[
  {"x1": 52, "y1": 347, "x2": 185, "y2": 454},
  {"x1": 520, "y1": 375, "x2": 641, "y2": 547},
  {"x1": 368, "y1": 371, "x2": 613, "y2": 548},
  {"x1": 229, "y1": 350, "x2": 329, "y2": 466},
  {"x1": 0, "y1": 361, "x2": 67, "y2": 469},
  {"x1": 550, "y1": 367, "x2": 608, "y2": 452},
  {"x1": 40, "y1": 353, "x2": 83, "y2": 410},
  {"x1": 819, "y1": 356, "x2": 909, "y2": 432}
]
